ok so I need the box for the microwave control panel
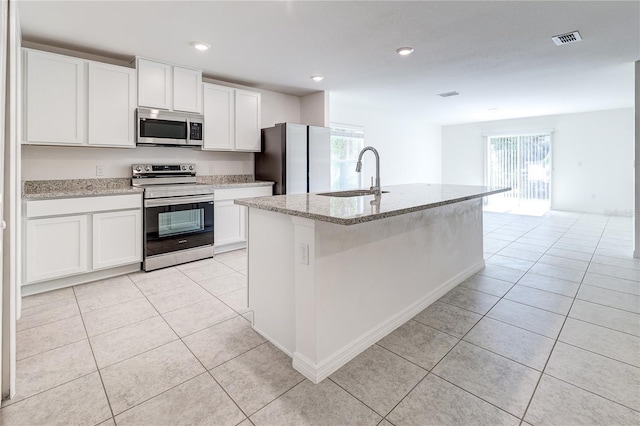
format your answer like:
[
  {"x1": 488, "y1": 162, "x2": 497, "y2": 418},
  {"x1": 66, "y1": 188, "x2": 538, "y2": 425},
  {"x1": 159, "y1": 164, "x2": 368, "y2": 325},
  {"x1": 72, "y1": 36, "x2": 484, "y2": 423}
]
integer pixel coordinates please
[{"x1": 190, "y1": 123, "x2": 203, "y2": 141}]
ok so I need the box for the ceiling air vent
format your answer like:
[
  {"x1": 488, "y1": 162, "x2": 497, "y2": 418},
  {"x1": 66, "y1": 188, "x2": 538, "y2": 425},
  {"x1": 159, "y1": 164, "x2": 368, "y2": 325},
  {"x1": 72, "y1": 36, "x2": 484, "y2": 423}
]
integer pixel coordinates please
[
  {"x1": 551, "y1": 31, "x2": 582, "y2": 46},
  {"x1": 438, "y1": 91, "x2": 459, "y2": 98}
]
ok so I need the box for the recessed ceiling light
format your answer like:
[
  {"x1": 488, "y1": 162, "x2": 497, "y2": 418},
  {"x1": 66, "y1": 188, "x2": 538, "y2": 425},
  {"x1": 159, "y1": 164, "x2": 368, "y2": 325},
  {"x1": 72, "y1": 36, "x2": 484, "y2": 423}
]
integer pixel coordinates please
[
  {"x1": 437, "y1": 91, "x2": 459, "y2": 97},
  {"x1": 396, "y1": 47, "x2": 414, "y2": 56},
  {"x1": 488, "y1": 108, "x2": 498, "y2": 113},
  {"x1": 191, "y1": 42, "x2": 210, "y2": 51},
  {"x1": 311, "y1": 75, "x2": 324, "y2": 82}
]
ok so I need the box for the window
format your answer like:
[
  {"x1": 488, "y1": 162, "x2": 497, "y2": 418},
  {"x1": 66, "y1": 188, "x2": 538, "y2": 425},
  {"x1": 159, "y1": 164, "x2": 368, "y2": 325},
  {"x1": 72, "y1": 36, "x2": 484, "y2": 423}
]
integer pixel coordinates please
[
  {"x1": 486, "y1": 132, "x2": 552, "y2": 214},
  {"x1": 330, "y1": 124, "x2": 365, "y2": 190}
]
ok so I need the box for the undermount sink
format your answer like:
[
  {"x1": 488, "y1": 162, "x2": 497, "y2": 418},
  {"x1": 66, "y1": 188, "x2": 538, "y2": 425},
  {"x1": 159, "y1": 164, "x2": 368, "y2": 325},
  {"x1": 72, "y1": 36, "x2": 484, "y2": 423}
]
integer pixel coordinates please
[{"x1": 317, "y1": 189, "x2": 390, "y2": 197}]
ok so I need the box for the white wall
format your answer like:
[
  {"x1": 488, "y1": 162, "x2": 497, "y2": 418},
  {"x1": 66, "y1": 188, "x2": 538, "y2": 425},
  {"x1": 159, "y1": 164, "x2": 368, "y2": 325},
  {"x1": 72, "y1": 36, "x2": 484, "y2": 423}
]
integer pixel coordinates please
[
  {"x1": 329, "y1": 94, "x2": 442, "y2": 186},
  {"x1": 442, "y1": 108, "x2": 635, "y2": 215},
  {"x1": 21, "y1": 76, "x2": 301, "y2": 180},
  {"x1": 300, "y1": 91, "x2": 328, "y2": 127}
]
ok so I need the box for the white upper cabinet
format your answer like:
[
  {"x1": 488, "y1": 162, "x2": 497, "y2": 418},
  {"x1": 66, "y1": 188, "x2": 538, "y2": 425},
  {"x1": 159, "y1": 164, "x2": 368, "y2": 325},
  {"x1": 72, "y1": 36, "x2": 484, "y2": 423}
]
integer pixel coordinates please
[
  {"x1": 137, "y1": 58, "x2": 171, "y2": 110},
  {"x1": 136, "y1": 58, "x2": 202, "y2": 113},
  {"x1": 202, "y1": 83, "x2": 261, "y2": 152},
  {"x1": 173, "y1": 66, "x2": 202, "y2": 113},
  {"x1": 87, "y1": 62, "x2": 136, "y2": 147},
  {"x1": 203, "y1": 83, "x2": 235, "y2": 151},
  {"x1": 25, "y1": 49, "x2": 84, "y2": 145},
  {"x1": 235, "y1": 89, "x2": 261, "y2": 151},
  {"x1": 23, "y1": 48, "x2": 135, "y2": 148}
]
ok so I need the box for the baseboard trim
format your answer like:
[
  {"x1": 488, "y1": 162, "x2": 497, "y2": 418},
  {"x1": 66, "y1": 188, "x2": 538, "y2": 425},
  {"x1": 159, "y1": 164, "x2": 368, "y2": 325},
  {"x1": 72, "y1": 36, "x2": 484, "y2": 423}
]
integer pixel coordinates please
[
  {"x1": 292, "y1": 259, "x2": 485, "y2": 383},
  {"x1": 21, "y1": 263, "x2": 141, "y2": 296}
]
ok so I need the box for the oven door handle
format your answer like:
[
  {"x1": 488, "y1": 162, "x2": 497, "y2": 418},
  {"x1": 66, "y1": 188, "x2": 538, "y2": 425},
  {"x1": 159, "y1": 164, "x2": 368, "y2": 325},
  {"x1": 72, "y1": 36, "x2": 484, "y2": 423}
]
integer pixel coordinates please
[{"x1": 145, "y1": 195, "x2": 214, "y2": 207}]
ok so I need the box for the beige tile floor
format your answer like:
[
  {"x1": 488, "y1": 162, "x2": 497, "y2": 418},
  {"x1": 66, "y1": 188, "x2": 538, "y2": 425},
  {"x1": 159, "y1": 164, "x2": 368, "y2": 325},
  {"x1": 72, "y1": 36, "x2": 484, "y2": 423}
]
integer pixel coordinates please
[{"x1": 3, "y1": 211, "x2": 640, "y2": 425}]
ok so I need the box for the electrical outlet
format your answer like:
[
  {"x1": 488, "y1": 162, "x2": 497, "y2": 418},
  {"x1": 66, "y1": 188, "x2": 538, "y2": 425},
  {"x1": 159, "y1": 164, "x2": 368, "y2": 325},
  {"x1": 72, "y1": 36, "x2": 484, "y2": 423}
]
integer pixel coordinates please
[
  {"x1": 209, "y1": 164, "x2": 215, "y2": 174},
  {"x1": 96, "y1": 165, "x2": 104, "y2": 176},
  {"x1": 299, "y1": 243, "x2": 309, "y2": 265}
]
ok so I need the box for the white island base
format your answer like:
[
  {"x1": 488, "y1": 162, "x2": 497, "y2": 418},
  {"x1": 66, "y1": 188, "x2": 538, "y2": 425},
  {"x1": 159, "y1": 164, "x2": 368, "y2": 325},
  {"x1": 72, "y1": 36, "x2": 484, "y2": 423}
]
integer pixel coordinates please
[{"x1": 246, "y1": 197, "x2": 485, "y2": 383}]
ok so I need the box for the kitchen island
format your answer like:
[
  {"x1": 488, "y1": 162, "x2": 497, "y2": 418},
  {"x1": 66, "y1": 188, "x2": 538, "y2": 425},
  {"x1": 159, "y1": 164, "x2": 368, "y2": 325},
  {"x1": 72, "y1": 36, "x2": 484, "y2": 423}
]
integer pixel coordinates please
[{"x1": 235, "y1": 183, "x2": 508, "y2": 383}]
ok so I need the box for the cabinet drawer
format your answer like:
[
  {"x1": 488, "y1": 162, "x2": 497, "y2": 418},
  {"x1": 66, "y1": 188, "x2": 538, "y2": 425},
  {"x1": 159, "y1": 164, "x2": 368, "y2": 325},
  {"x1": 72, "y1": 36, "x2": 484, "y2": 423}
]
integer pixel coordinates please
[
  {"x1": 214, "y1": 186, "x2": 272, "y2": 201},
  {"x1": 26, "y1": 193, "x2": 142, "y2": 218}
]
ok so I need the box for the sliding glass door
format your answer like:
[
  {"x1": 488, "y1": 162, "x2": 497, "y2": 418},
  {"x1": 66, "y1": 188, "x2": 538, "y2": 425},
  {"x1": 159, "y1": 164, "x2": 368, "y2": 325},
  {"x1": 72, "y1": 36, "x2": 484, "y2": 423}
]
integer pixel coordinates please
[{"x1": 486, "y1": 133, "x2": 552, "y2": 214}]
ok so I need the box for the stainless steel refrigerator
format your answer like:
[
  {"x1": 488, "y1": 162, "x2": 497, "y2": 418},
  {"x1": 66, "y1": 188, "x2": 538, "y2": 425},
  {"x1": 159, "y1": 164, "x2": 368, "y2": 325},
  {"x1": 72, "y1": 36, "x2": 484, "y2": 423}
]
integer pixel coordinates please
[{"x1": 255, "y1": 123, "x2": 331, "y2": 195}]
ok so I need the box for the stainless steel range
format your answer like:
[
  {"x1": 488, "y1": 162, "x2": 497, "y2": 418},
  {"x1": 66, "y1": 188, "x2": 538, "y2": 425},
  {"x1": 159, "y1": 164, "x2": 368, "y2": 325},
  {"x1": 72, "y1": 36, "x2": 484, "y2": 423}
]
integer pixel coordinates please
[{"x1": 132, "y1": 163, "x2": 214, "y2": 271}]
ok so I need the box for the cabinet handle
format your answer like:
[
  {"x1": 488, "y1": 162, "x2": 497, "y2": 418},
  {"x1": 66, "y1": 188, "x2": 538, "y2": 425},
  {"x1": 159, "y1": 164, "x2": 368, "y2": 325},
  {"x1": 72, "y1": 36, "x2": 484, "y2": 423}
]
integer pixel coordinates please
[{"x1": 178, "y1": 239, "x2": 187, "y2": 244}]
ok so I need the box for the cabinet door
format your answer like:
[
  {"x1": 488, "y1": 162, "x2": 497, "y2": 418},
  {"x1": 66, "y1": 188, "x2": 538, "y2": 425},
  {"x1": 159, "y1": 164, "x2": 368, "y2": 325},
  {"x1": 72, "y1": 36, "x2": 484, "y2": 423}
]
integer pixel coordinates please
[
  {"x1": 214, "y1": 200, "x2": 246, "y2": 247},
  {"x1": 234, "y1": 89, "x2": 261, "y2": 152},
  {"x1": 87, "y1": 62, "x2": 136, "y2": 147},
  {"x1": 24, "y1": 49, "x2": 84, "y2": 145},
  {"x1": 202, "y1": 83, "x2": 235, "y2": 151},
  {"x1": 92, "y1": 209, "x2": 142, "y2": 270},
  {"x1": 26, "y1": 215, "x2": 88, "y2": 283},
  {"x1": 173, "y1": 66, "x2": 202, "y2": 113},
  {"x1": 137, "y1": 58, "x2": 171, "y2": 109}
]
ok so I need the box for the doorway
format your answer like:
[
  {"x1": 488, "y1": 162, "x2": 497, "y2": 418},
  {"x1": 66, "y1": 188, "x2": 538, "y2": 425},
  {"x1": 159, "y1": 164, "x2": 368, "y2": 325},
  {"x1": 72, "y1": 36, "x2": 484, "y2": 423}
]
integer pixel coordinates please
[{"x1": 485, "y1": 133, "x2": 552, "y2": 215}]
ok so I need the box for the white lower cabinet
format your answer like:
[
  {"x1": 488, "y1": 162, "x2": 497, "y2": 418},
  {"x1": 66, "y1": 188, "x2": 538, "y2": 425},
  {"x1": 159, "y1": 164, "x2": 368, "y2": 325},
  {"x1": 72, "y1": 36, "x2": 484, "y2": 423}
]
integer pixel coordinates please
[
  {"x1": 214, "y1": 186, "x2": 272, "y2": 252},
  {"x1": 24, "y1": 194, "x2": 142, "y2": 287},
  {"x1": 92, "y1": 209, "x2": 142, "y2": 270},
  {"x1": 26, "y1": 215, "x2": 88, "y2": 283},
  {"x1": 214, "y1": 199, "x2": 246, "y2": 248}
]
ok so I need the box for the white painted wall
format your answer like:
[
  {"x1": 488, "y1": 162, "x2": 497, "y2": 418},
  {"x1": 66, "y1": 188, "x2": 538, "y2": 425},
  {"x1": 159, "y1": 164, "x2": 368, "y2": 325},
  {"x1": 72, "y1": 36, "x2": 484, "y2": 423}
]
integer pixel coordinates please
[
  {"x1": 442, "y1": 108, "x2": 634, "y2": 215},
  {"x1": 300, "y1": 91, "x2": 328, "y2": 127},
  {"x1": 329, "y1": 93, "x2": 442, "y2": 186},
  {"x1": 21, "y1": 71, "x2": 301, "y2": 180}
]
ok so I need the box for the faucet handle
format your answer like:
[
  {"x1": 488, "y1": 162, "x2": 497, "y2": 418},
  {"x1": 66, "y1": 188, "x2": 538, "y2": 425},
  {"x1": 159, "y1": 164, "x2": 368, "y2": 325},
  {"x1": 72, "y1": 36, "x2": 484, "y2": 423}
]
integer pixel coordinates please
[{"x1": 370, "y1": 176, "x2": 374, "y2": 190}]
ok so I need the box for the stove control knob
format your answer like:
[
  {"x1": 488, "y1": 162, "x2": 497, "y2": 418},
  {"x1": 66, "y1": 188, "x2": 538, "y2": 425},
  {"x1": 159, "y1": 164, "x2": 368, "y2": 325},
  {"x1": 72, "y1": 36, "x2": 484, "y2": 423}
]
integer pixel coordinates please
[
  {"x1": 181, "y1": 165, "x2": 186, "y2": 170},
  {"x1": 189, "y1": 165, "x2": 194, "y2": 171},
  {"x1": 145, "y1": 166, "x2": 151, "y2": 172},
  {"x1": 135, "y1": 166, "x2": 142, "y2": 172}
]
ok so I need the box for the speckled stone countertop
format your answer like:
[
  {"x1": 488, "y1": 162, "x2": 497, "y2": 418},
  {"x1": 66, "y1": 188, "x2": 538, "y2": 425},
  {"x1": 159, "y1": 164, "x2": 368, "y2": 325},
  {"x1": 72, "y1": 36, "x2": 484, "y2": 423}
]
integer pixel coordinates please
[
  {"x1": 23, "y1": 176, "x2": 273, "y2": 200},
  {"x1": 197, "y1": 175, "x2": 274, "y2": 189},
  {"x1": 22, "y1": 178, "x2": 144, "y2": 199},
  {"x1": 235, "y1": 183, "x2": 510, "y2": 225}
]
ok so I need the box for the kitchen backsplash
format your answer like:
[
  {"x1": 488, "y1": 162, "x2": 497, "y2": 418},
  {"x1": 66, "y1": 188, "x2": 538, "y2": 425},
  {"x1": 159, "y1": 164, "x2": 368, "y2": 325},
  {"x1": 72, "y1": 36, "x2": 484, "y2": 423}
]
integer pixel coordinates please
[{"x1": 21, "y1": 145, "x2": 255, "y2": 180}]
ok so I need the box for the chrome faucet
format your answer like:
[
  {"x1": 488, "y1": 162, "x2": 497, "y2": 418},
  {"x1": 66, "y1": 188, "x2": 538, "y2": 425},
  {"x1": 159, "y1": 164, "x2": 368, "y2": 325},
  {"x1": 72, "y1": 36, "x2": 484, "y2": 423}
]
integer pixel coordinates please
[{"x1": 355, "y1": 146, "x2": 381, "y2": 197}]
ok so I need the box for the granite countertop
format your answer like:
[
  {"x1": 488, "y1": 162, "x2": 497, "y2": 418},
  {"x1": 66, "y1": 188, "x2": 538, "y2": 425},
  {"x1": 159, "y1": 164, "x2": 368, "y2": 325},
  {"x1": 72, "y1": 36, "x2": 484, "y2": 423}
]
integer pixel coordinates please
[
  {"x1": 23, "y1": 176, "x2": 274, "y2": 200},
  {"x1": 22, "y1": 178, "x2": 144, "y2": 199},
  {"x1": 235, "y1": 183, "x2": 510, "y2": 225}
]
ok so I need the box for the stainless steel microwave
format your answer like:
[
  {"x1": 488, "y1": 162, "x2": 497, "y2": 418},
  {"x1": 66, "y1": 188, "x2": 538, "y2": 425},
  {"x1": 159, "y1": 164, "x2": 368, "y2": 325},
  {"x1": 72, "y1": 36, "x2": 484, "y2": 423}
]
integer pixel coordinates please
[{"x1": 136, "y1": 108, "x2": 204, "y2": 147}]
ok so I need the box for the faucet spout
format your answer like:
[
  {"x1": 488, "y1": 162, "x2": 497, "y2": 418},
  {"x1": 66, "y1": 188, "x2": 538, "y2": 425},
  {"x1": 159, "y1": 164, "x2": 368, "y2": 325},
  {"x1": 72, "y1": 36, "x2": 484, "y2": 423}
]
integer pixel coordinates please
[{"x1": 355, "y1": 146, "x2": 381, "y2": 197}]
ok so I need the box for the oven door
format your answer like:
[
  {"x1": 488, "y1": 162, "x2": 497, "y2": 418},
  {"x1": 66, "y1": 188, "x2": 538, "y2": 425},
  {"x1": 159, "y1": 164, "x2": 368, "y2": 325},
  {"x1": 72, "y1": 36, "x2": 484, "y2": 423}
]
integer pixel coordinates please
[{"x1": 144, "y1": 195, "x2": 214, "y2": 257}]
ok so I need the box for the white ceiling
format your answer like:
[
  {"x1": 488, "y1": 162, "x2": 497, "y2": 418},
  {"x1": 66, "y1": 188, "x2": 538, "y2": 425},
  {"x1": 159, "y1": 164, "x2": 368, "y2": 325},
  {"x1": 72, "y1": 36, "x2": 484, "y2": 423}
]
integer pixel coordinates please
[{"x1": 18, "y1": 1, "x2": 640, "y2": 125}]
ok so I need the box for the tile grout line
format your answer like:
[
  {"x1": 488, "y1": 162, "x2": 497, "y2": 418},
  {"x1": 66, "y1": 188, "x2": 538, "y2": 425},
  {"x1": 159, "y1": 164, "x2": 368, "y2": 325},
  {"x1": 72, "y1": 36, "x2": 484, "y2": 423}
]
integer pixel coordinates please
[
  {"x1": 71, "y1": 286, "x2": 117, "y2": 423},
  {"x1": 125, "y1": 275, "x2": 256, "y2": 422},
  {"x1": 326, "y1": 376, "x2": 390, "y2": 419},
  {"x1": 370, "y1": 342, "x2": 522, "y2": 422},
  {"x1": 405, "y1": 211, "x2": 581, "y2": 422},
  {"x1": 518, "y1": 212, "x2": 611, "y2": 425},
  {"x1": 128, "y1": 262, "x2": 293, "y2": 423},
  {"x1": 538, "y1": 371, "x2": 640, "y2": 414}
]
